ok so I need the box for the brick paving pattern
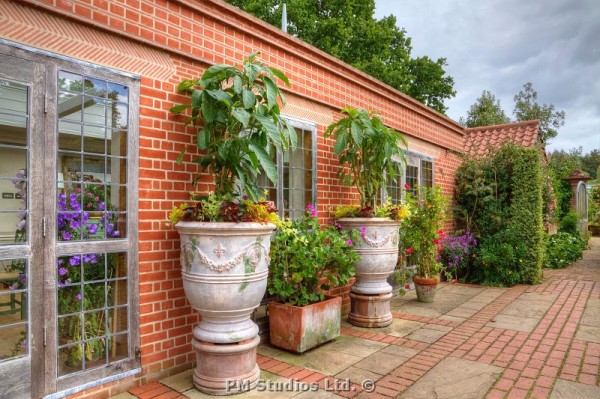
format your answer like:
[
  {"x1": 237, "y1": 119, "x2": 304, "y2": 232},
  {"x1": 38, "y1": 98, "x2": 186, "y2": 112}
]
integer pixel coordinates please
[{"x1": 113, "y1": 237, "x2": 600, "y2": 399}]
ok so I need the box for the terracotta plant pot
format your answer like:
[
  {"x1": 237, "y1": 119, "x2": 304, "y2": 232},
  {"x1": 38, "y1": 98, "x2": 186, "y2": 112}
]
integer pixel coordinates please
[
  {"x1": 413, "y1": 276, "x2": 439, "y2": 303},
  {"x1": 175, "y1": 221, "x2": 275, "y2": 395},
  {"x1": 269, "y1": 296, "x2": 342, "y2": 353},
  {"x1": 339, "y1": 218, "x2": 399, "y2": 327}
]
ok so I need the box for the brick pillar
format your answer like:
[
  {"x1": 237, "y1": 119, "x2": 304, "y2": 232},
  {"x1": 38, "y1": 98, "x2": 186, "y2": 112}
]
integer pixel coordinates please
[{"x1": 564, "y1": 169, "x2": 592, "y2": 212}]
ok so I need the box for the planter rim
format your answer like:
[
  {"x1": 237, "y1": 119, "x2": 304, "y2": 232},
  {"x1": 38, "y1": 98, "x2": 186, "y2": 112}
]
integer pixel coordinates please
[
  {"x1": 338, "y1": 217, "x2": 400, "y2": 226},
  {"x1": 413, "y1": 276, "x2": 440, "y2": 285},
  {"x1": 268, "y1": 295, "x2": 341, "y2": 309},
  {"x1": 175, "y1": 221, "x2": 276, "y2": 232}
]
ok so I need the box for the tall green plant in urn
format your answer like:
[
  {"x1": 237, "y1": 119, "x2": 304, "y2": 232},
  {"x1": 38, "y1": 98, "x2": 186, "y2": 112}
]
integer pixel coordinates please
[
  {"x1": 325, "y1": 107, "x2": 407, "y2": 327},
  {"x1": 168, "y1": 52, "x2": 296, "y2": 395}
]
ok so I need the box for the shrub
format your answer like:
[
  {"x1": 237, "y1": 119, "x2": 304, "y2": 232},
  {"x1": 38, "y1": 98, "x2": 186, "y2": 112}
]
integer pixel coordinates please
[
  {"x1": 545, "y1": 232, "x2": 586, "y2": 269},
  {"x1": 471, "y1": 230, "x2": 527, "y2": 286},
  {"x1": 454, "y1": 143, "x2": 545, "y2": 285},
  {"x1": 559, "y1": 211, "x2": 580, "y2": 236},
  {"x1": 268, "y1": 207, "x2": 360, "y2": 306}
]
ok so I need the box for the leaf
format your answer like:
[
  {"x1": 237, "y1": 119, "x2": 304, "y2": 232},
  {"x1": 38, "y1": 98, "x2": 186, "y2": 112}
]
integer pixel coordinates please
[
  {"x1": 269, "y1": 67, "x2": 290, "y2": 86},
  {"x1": 333, "y1": 132, "x2": 348, "y2": 156},
  {"x1": 249, "y1": 143, "x2": 278, "y2": 185},
  {"x1": 175, "y1": 146, "x2": 188, "y2": 165},
  {"x1": 169, "y1": 104, "x2": 190, "y2": 115},
  {"x1": 242, "y1": 89, "x2": 256, "y2": 109},
  {"x1": 261, "y1": 76, "x2": 279, "y2": 110},
  {"x1": 233, "y1": 75, "x2": 243, "y2": 94},
  {"x1": 202, "y1": 64, "x2": 232, "y2": 80},
  {"x1": 197, "y1": 128, "x2": 209, "y2": 150},
  {"x1": 177, "y1": 79, "x2": 196, "y2": 92},
  {"x1": 201, "y1": 91, "x2": 216, "y2": 123},
  {"x1": 231, "y1": 108, "x2": 251, "y2": 127},
  {"x1": 254, "y1": 114, "x2": 283, "y2": 149},
  {"x1": 206, "y1": 89, "x2": 232, "y2": 106},
  {"x1": 350, "y1": 121, "x2": 362, "y2": 145},
  {"x1": 191, "y1": 89, "x2": 202, "y2": 108}
]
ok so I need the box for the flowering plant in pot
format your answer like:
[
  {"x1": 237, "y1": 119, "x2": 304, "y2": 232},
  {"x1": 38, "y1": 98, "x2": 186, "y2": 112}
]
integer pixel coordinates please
[
  {"x1": 400, "y1": 185, "x2": 448, "y2": 302},
  {"x1": 267, "y1": 205, "x2": 360, "y2": 352},
  {"x1": 324, "y1": 106, "x2": 407, "y2": 327},
  {"x1": 168, "y1": 52, "x2": 296, "y2": 395}
]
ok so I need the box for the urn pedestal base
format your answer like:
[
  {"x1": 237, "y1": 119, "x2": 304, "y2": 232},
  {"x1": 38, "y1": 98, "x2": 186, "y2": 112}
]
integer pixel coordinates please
[
  {"x1": 192, "y1": 335, "x2": 261, "y2": 396},
  {"x1": 348, "y1": 292, "x2": 393, "y2": 328}
]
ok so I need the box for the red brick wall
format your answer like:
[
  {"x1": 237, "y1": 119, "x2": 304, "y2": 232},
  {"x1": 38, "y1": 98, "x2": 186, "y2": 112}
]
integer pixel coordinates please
[{"x1": 0, "y1": 0, "x2": 465, "y2": 397}]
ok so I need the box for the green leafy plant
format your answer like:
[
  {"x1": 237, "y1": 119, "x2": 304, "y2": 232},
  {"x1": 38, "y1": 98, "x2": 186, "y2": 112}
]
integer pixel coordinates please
[
  {"x1": 324, "y1": 106, "x2": 407, "y2": 211},
  {"x1": 454, "y1": 143, "x2": 545, "y2": 285},
  {"x1": 268, "y1": 205, "x2": 360, "y2": 306},
  {"x1": 544, "y1": 232, "x2": 586, "y2": 269},
  {"x1": 472, "y1": 230, "x2": 526, "y2": 286},
  {"x1": 170, "y1": 51, "x2": 297, "y2": 201},
  {"x1": 400, "y1": 186, "x2": 448, "y2": 278},
  {"x1": 559, "y1": 211, "x2": 580, "y2": 236}
]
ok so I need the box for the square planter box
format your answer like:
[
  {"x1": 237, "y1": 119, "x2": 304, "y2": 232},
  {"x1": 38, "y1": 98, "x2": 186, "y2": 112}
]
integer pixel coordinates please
[{"x1": 268, "y1": 296, "x2": 341, "y2": 353}]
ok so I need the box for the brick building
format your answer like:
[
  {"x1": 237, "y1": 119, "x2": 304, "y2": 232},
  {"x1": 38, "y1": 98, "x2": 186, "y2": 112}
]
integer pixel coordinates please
[{"x1": 0, "y1": 0, "x2": 465, "y2": 397}]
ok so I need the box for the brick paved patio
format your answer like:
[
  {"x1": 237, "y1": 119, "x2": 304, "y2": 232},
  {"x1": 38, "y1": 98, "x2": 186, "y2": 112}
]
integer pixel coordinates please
[{"x1": 111, "y1": 237, "x2": 600, "y2": 399}]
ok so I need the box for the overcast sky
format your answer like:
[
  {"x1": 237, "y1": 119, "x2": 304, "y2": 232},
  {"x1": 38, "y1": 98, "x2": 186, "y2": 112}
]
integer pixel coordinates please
[{"x1": 373, "y1": 0, "x2": 600, "y2": 153}]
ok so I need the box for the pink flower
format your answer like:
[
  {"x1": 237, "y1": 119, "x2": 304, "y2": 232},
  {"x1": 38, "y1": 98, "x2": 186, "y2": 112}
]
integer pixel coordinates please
[
  {"x1": 433, "y1": 238, "x2": 440, "y2": 245},
  {"x1": 346, "y1": 240, "x2": 353, "y2": 246},
  {"x1": 406, "y1": 247, "x2": 413, "y2": 255},
  {"x1": 451, "y1": 279, "x2": 458, "y2": 284},
  {"x1": 404, "y1": 284, "x2": 411, "y2": 289},
  {"x1": 404, "y1": 184, "x2": 410, "y2": 189},
  {"x1": 360, "y1": 226, "x2": 367, "y2": 237}
]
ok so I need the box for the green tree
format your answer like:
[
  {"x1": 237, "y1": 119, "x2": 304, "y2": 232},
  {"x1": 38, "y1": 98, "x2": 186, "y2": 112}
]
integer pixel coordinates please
[
  {"x1": 460, "y1": 90, "x2": 511, "y2": 127},
  {"x1": 225, "y1": 0, "x2": 456, "y2": 114},
  {"x1": 513, "y1": 82, "x2": 565, "y2": 143},
  {"x1": 581, "y1": 149, "x2": 600, "y2": 180}
]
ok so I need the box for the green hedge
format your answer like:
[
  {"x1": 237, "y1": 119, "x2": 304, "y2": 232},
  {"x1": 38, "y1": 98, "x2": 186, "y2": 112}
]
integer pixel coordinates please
[{"x1": 455, "y1": 144, "x2": 545, "y2": 285}]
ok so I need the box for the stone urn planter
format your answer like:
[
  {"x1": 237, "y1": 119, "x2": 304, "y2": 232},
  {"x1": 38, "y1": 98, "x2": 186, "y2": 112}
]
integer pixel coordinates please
[
  {"x1": 176, "y1": 221, "x2": 275, "y2": 395},
  {"x1": 413, "y1": 276, "x2": 439, "y2": 303},
  {"x1": 268, "y1": 296, "x2": 342, "y2": 353},
  {"x1": 339, "y1": 217, "x2": 400, "y2": 327}
]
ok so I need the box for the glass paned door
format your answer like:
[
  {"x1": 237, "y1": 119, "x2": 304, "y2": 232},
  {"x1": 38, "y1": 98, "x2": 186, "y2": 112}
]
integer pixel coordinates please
[
  {"x1": 0, "y1": 52, "x2": 45, "y2": 398},
  {"x1": 54, "y1": 70, "x2": 133, "y2": 381}
]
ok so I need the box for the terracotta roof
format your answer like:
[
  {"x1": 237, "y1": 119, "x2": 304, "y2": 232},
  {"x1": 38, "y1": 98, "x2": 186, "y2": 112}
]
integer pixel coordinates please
[
  {"x1": 565, "y1": 169, "x2": 592, "y2": 181},
  {"x1": 463, "y1": 120, "x2": 541, "y2": 157}
]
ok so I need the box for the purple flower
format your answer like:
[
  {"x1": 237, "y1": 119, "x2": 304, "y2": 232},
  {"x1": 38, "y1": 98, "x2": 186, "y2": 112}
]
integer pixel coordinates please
[
  {"x1": 106, "y1": 223, "x2": 114, "y2": 235},
  {"x1": 346, "y1": 239, "x2": 353, "y2": 246},
  {"x1": 306, "y1": 204, "x2": 317, "y2": 217},
  {"x1": 83, "y1": 254, "x2": 98, "y2": 264},
  {"x1": 18, "y1": 273, "x2": 26, "y2": 285},
  {"x1": 61, "y1": 230, "x2": 71, "y2": 241},
  {"x1": 88, "y1": 223, "x2": 98, "y2": 235},
  {"x1": 75, "y1": 293, "x2": 82, "y2": 301},
  {"x1": 69, "y1": 220, "x2": 80, "y2": 230},
  {"x1": 69, "y1": 256, "x2": 80, "y2": 266},
  {"x1": 335, "y1": 222, "x2": 342, "y2": 230},
  {"x1": 98, "y1": 202, "x2": 105, "y2": 211},
  {"x1": 69, "y1": 193, "x2": 78, "y2": 202},
  {"x1": 57, "y1": 259, "x2": 64, "y2": 266},
  {"x1": 16, "y1": 219, "x2": 26, "y2": 230},
  {"x1": 57, "y1": 278, "x2": 71, "y2": 288},
  {"x1": 58, "y1": 267, "x2": 68, "y2": 276},
  {"x1": 242, "y1": 195, "x2": 249, "y2": 200}
]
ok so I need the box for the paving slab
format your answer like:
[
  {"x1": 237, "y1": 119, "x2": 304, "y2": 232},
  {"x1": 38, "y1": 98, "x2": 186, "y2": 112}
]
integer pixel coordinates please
[
  {"x1": 257, "y1": 343, "x2": 286, "y2": 358},
  {"x1": 160, "y1": 369, "x2": 194, "y2": 392},
  {"x1": 575, "y1": 325, "x2": 600, "y2": 343},
  {"x1": 274, "y1": 347, "x2": 363, "y2": 376},
  {"x1": 469, "y1": 289, "x2": 505, "y2": 303},
  {"x1": 334, "y1": 365, "x2": 382, "y2": 386},
  {"x1": 320, "y1": 335, "x2": 387, "y2": 358},
  {"x1": 183, "y1": 371, "x2": 299, "y2": 399},
  {"x1": 500, "y1": 293, "x2": 555, "y2": 319},
  {"x1": 550, "y1": 379, "x2": 600, "y2": 399},
  {"x1": 581, "y1": 298, "x2": 600, "y2": 326},
  {"x1": 292, "y1": 388, "x2": 343, "y2": 398},
  {"x1": 438, "y1": 315, "x2": 466, "y2": 324},
  {"x1": 446, "y1": 306, "x2": 479, "y2": 318},
  {"x1": 380, "y1": 345, "x2": 420, "y2": 358},
  {"x1": 485, "y1": 314, "x2": 539, "y2": 332},
  {"x1": 398, "y1": 357, "x2": 503, "y2": 399},
  {"x1": 353, "y1": 350, "x2": 411, "y2": 375},
  {"x1": 349, "y1": 318, "x2": 424, "y2": 338},
  {"x1": 405, "y1": 327, "x2": 448, "y2": 343}
]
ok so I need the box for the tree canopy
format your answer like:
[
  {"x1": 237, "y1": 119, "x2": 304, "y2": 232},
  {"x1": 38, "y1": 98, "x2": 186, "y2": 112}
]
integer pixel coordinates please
[
  {"x1": 461, "y1": 82, "x2": 566, "y2": 144},
  {"x1": 460, "y1": 90, "x2": 510, "y2": 128},
  {"x1": 513, "y1": 83, "x2": 565, "y2": 143},
  {"x1": 224, "y1": 0, "x2": 456, "y2": 114}
]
